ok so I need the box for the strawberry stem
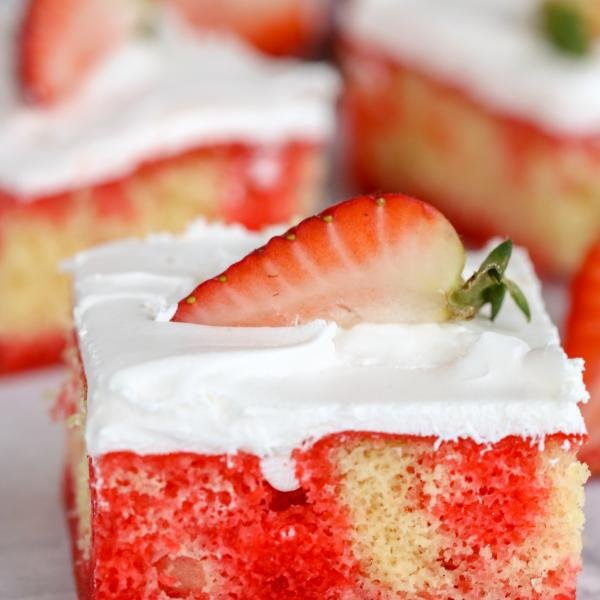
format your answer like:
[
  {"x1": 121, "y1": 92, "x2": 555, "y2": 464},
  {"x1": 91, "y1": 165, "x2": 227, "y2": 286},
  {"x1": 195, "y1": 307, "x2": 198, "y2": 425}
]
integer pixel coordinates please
[
  {"x1": 449, "y1": 240, "x2": 531, "y2": 322},
  {"x1": 542, "y1": 0, "x2": 591, "y2": 56}
]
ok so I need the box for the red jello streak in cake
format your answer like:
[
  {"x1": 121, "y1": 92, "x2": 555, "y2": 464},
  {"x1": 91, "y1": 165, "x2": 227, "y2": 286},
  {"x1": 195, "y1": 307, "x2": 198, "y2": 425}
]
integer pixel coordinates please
[
  {"x1": 90, "y1": 451, "x2": 358, "y2": 599},
  {"x1": 0, "y1": 142, "x2": 316, "y2": 229},
  {"x1": 218, "y1": 142, "x2": 310, "y2": 230},
  {"x1": 75, "y1": 432, "x2": 583, "y2": 600},
  {"x1": 0, "y1": 330, "x2": 67, "y2": 374}
]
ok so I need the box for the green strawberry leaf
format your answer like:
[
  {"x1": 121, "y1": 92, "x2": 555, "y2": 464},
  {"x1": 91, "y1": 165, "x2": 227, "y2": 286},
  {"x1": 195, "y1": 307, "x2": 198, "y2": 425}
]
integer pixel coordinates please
[
  {"x1": 449, "y1": 240, "x2": 531, "y2": 322},
  {"x1": 542, "y1": 1, "x2": 591, "y2": 56}
]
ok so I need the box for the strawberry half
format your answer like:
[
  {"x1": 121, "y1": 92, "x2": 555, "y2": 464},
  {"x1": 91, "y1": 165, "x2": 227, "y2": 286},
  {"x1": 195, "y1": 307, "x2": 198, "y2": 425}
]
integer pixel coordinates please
[
  {"x1": 565, "y1": 239, "x2": 600, "y2": 473},
  {"x1": 169, "y1": 0, "x2": 322, "y2": 57},
  {"x1": 19, "y1": 0, "x2": 135, "y2": 105},
  {"x1": 173, "y1": 194, "x2": 530, "y2": 328}
]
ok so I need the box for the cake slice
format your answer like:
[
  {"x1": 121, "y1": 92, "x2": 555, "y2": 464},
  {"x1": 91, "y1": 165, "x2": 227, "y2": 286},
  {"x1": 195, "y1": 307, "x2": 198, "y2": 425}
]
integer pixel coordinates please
[
  {"x1": 0, "y1": 0, "x2": 338, "y2": 373},
  {"x1": 60, "y1": 194, "x2": 589, "y2": 599},
  {"x1": 339, "y1": 0, "x2": 600, "y2": 276}
]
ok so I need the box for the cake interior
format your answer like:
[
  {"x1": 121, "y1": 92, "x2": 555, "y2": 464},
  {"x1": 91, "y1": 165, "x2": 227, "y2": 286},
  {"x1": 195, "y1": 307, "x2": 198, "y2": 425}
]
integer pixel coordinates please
[
  {"x1": 59, "y1": 357, "x2": 589, "y2": 600},
  {"x1": 0, "y1": 141, "x2": 323, "y2": 373}
]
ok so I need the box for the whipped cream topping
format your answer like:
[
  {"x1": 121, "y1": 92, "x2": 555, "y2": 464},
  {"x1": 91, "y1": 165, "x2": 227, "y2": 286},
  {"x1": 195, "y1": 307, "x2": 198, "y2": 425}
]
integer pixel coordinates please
[
  {"x1": 341, "y1": 0, "x2": 600, "y2": 136},
  {"x1": 0, "y1": 2, "x2": 338, "y2": 199},
  {"x1": 66, "y1": 221, "x2": 587, "y2": 491}
]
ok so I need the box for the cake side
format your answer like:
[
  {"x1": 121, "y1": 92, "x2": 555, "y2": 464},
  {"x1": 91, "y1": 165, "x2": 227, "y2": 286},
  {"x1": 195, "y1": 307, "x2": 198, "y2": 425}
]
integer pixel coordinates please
[{"x1": 340, "y1": 0, "x2": 600, "y2": 136}]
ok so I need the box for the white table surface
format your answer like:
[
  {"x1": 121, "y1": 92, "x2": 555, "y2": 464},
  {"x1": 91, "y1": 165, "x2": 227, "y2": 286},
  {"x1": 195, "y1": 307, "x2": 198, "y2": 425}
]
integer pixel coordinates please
[{"x1": 1, "y1": 285, "x2": 599, "y2": 598}]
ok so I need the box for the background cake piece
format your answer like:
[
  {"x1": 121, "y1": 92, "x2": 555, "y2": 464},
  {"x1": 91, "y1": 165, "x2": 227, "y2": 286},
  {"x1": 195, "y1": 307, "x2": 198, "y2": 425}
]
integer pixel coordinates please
[
  {"x1": 339, "y1": 0, "x2": 600, "y2": 277},
  {"x1": 566, "y1": 237, "x2": 600, "y2": 474},
  {"x1": 170, "y1": 0, "x2": 333, "y2": 57},
  {"x1": 0, "y1": 1, "x2": 338, "y2": 374},
  {"x1": 60, "y1": 197, "x2": 588, "y2": 598}
]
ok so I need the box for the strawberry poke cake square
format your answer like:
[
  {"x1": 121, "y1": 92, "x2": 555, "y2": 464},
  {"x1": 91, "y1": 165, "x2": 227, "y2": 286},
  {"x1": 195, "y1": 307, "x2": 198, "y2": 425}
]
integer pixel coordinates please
[
  {"x1": 0, "y1": 0, "x2": 338, "y2": 374},
  {"x1": 339, "y1": 0, "x2": 600, "y2": 276},
  {"x1": 59, "y1": 194, "x2": 589, "y2": 599}
]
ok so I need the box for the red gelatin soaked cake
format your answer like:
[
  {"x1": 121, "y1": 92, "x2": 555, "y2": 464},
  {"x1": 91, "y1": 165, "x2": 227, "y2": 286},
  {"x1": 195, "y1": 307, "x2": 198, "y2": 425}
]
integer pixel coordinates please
[
  {"x1": 0, "y1": 0, "x2": 338, "y2": 374},
  {"x1": 339, "y1": 0, "x2": 600, "y2": 277},
  {"x1": 60, "y1": 195, "x2": 589, "y2": 599}
]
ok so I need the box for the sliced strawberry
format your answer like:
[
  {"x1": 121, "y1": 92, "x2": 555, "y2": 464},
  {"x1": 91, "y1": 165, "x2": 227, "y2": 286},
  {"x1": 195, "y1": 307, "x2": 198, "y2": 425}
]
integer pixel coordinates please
[
  {"x1": 169, "y1": 0, "x2": 324, "y2": 57},
  {"x1": 565, "y1": 238, "x2": 600, "y2": 473},
  {"x1": 173, "y1": 194, "x2": 529, "y2": 328},
  {"x1": 19, "y1": 0, "x2": 135, "y2": 105}
]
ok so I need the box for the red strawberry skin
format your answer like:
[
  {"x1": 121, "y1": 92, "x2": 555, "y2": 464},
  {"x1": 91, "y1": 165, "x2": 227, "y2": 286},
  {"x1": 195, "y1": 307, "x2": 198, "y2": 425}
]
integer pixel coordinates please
[
  {"x1": 19, "y1": 0, "x2": 133, "y2": 105},
  {"x1": 169, "y1": 0, "x2": 326, "y2": 57},
  {"x1": 565, "y1": 239, "x2": 600, "y2": 473},
  {"x1": 172, "y1": 193, "x2": 465, "y2": 328}
]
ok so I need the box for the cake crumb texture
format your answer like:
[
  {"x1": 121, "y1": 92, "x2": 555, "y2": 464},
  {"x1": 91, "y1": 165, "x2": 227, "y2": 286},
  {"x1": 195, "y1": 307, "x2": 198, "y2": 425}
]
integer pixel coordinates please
[
  {"x1": 334, "y1": 434, "x2": 587, "y2": 599},
  {"x1": 65, "y1": 429, "x2": 587, "y2": 599}
]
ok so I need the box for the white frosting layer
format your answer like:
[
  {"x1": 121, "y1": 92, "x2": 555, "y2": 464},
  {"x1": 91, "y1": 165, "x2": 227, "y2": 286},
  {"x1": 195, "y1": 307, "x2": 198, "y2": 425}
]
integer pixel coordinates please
[
  {"x1": 0, "y1": 2, "x2": 338, "y2": 198},
  {"x1": 66, "y1": 221, "x2": 587, "y2": 489},
  {"x1": 341, "y1": 0, "x2": 600, "y2": 135}
]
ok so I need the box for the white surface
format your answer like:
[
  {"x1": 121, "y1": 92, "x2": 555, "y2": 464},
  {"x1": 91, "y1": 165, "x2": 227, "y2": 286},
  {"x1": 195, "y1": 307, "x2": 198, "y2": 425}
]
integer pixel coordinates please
[
  {"x1": 341, "y1": 0, "x2": 600, "y2": 135},
  {"x1": 0, "y1": 365, "x2": 598, "y2": 598},
  {"x1": 0, "y1": 2, "x2": 338, "y2": 198},
  {"x1": 0, "y1": 368, "x2": 76, "y2": 600},
  {"x1": 66, "y1": 223, "x2": 585, "y2": 494}
]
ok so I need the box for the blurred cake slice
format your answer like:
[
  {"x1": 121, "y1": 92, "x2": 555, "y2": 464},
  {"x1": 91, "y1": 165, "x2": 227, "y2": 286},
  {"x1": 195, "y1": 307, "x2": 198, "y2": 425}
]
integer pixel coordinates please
[
  {"x1": 60, "y1": 194, "x2": 589, "y2": 599},
  {"x1": 340, "y1": 0, "x2": 600, "y2": 277},
  {"x1": 0, "y1": 1, "x2": 338, "y2": 373}
]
